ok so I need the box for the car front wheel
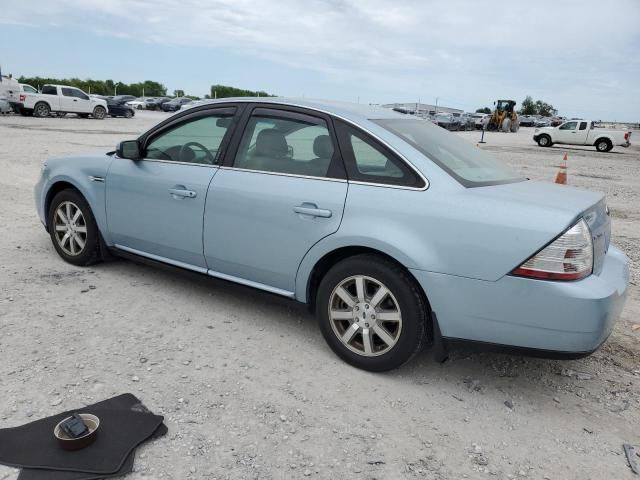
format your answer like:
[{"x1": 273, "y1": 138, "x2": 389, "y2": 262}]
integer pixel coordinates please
[
  {"x1": 316, "y1": 254, "x2": 429, "y2": 372},
  {"x1": 48, "y1": 189, "x2": 101, "y2": 266},
  {"x1": 92, "y1": 106, "x2": 106, "y2": 120},
  {"x1": 537, "y1": 135, "x2": 552, "y2": 147}
]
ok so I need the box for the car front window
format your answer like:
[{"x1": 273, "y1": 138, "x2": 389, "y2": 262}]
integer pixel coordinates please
[
  {"x1": 373, "y1": 118, "x2": 525, "y2": 187},
  {"x1": 145, "y1": 113, "x2": 234, "y2": 165}
]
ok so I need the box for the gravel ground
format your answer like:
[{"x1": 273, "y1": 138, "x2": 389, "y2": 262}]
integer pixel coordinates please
[{"x1": 0, "y1": 111, "x2": 638, "y2": 480}]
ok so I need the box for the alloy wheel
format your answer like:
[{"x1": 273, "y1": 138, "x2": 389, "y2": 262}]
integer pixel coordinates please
[
  {"x1": 328, "y1": 275, "x2": 402, "y2": 357},
  {"x1": 53, "y1": 201, "x2": 88, "y2": 256}
]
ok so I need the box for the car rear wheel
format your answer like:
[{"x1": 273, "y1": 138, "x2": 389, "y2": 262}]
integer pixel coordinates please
[
  {"x1": 124, "y1": 110, "x2": 133, "y2": 118},
  {"x1": 48, "y1": 190, "x2": 101, "y2": 266},
  {"x1": 595, "y1": 138, "x2": 612, "y2": 152},
  {"x1": 92, "y1": 106, "x2": 106, "y2": 120},
  {"x1": 33, "y1": 102, "x2": 50, "y2": 118},
  {"x1": 537, "y1": 134, "x2": 552, "y2": 147},
  {"x1": 316, "y1": 254, "x2": 429, "y2": 372}
]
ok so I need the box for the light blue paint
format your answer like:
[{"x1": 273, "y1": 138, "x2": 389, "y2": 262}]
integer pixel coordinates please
[{"x1": 34, "y1": 98, "x2": 630, "y2": 355}]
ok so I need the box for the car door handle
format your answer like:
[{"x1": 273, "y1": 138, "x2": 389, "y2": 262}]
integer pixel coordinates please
[
  {"x1": 294, "y1": 204, "x2": 332, "y2": 218},
  {"x1": 169, "y1": 187, "x2": 197, "y2": 198}
]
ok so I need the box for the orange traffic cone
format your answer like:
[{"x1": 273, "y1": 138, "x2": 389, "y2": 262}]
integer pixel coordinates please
[{"x1": 555, "y1": 153, "x2": 568, "y2": 185}]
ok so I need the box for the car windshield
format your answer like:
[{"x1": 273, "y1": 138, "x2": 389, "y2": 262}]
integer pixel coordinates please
[{"x1": 373, "y1": 118, "x2": 526, "y2": 187}]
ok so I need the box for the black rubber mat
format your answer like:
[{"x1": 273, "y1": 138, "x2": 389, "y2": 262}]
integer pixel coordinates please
[
  {"x1": 0, "y1": 394, "x2": 164, "y2": 474},
  {"x1": 17, "y1": 423, "x2": 168, "y2": 480}
]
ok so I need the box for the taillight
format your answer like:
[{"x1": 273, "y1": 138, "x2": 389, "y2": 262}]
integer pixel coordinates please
[
  {"x1": 511, "y1": 218, "x2": 593, "y2": 281},
  {"x1": 625, "y1": 132, "x2": 629, "y2": 141},
  {"x1": 20, "y1": 94, "x2": 26, "y2": 102}
]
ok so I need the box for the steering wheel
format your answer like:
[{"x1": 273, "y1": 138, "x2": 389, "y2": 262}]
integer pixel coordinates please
[{"x1": 178, "y1": 142, "x2": 215, "y2": 164}]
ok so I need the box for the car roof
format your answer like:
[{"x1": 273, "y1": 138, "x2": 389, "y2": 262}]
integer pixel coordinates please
[{"x1": 192, "y1": 97, "x2": 406, "y2": 123}]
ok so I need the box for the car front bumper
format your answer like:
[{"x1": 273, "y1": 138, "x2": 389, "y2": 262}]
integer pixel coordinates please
[{"x1": 410, "y1": 245, "x2": 629, "y2": 355}]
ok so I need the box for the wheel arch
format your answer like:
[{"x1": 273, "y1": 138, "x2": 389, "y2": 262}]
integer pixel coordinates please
[
  {"x1": 298, "y1": 243, "x2": 430, "y2": 312},
  {"x1": 593, "y1": 136, "x2": 613, "y2": 147},
  {"x1": 42, "y1": 175, "x2": 111, "y2": 244}
]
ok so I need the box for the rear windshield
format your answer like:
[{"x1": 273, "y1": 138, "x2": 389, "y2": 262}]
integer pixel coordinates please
[{"x1": 373, "y1": 118, "x2": 526, "y2": 187}]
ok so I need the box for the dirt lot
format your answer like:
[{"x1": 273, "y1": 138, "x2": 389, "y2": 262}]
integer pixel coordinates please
[{"x1": 0, "y1": 111, "x2": 638, "y2": 480}]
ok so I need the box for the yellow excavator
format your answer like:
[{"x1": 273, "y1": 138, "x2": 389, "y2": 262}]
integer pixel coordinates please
[{"x1": 487, "y1": 99, "x2": 519, "y2": 132}]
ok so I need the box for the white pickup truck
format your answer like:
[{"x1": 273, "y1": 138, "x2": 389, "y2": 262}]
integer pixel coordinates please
[
  {"x1": 533, "y1": 120, "x2": 631, "y2": 152},
  {"x1": 21, "y1": 84, "x2": 108, "y2": 119}
]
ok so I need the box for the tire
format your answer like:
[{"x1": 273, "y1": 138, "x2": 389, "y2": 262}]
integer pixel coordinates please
[
  {"x1": 136, "y1": 105, "x2": 143, "y2": 110},
  {"x1": 47, "y1": 189, "x2": 101, "y2": 266},
  {"x1": 537, "y1": 134, "x2": 552, "y2": 147},
  {"x1": 33, "y1": 102, "x2": 51, "y2": 118},
  {"x1": 124, "y1": 110, "x2": 133, "y2": 118},
  {"x1": 595, "y1": 138, "x2": 612, "y2": 152},
  {"x1": 316, "y1": 254, "x2": 430, "y2": 372},
  {"x1": 92, "y1": 106, "x2": 106, "y2": 120},
  {"x1": 502, "y1": 118, "x2": 511, "y2": 133}
]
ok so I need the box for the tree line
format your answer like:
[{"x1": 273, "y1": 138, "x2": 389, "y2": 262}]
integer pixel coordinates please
[{"x1": 16, "y1": 76, "x2": 275, "y2": 100}]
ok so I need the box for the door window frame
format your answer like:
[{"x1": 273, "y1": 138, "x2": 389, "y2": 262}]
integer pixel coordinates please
[
  {"x1": 136, "y1": 106, "x2": 240, "y2": 167},
  {"x1": 334, "y1": 119, "x2": 427, "y2": 189},
  {"x1": 222, "y1": 103, "x2": 348, "y2": 181}
]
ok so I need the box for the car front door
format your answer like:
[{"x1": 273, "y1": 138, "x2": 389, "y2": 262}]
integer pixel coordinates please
[
  {"x1": 203, "y1": 106, "x2": 348, "y2": 295},
  {"x1": 555, "y1": 121, "x2": 579, "y2": 144},
  {"x1": 105, "y1": 107, "x2": 237, "y2": 270},
  {"x1": 71, "y1": 88, "x2": 92, "y2": 113},
  {"x1": 59, "y1": 87, "x2": 77, "y2": 112}
]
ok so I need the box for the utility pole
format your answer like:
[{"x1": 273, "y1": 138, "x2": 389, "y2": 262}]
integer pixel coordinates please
[{"x1": 435, "y1": 97, "x2": 438, "y2": 114}]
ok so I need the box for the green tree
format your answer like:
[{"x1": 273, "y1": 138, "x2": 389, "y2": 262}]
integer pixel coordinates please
[
  {"x1": 210, "y1": 84, "x2": 274, "y2": 99},
  {"x1": 173, "y1": 89, "x2": 185, "y2": 97},
  {"x1": 534, "y1": 100, "x2": 557, "y2": 117},
  {"x1": 519, "y1": 95, "x2": 558, "y2": 116},
  {"x1": 475, "y1": 107, "x2": 491, "y2": 114},
  {"x1": 520, "y1": 96, "x2": 537, "y2": 115}
]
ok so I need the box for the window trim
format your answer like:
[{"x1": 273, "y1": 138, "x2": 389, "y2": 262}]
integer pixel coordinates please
[
  {"x1": 138, "y1": 107, "x2": 238, "y2": 167},
  {"x1": 335, "y1": 119, "x2": 427, "y2": 190},
  {"x1": 222, "y1": 104, "x2": 348, "y2": 181}
]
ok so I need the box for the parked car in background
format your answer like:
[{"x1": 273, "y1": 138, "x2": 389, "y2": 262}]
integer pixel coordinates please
[
  {"x1": 161, "y1": 97, "x2": 192, "y2": 112},
  {"x1": 470, "y1": 113, "x2": 489, "y2": 130},
  {"x1": 126, "y1": 98, "x2": 148, "y2": 110},
  {"x1": 111, "y1": 95, "x2": 136, "y2": 105},
  {"x1": 146, "y1": 97, "x2": 171, "y2": 110},
  {"x1": 534, "y1": 117, "x2": 551, "y2": 127},
  {"x1": 34, "y1": 99, "x2": 629, "y2": 371},
  {"x1": 534, "y1": 120, "x2": 632, "y2": 152},
  {"x1": 519, "y1": 115, "x2": 536, "y2": 127},
  {"x1": 457, "y1": 114, "x2": 475, "y2": 131},
  {"x1": 434, "y1": 112, "x2": 460, "y2": 131},
  {"x1": 0, "y1": 96, "x2": 11, "y2": 114},
  {"x1": 106, "y1": 98, "x2": 135, "y2": 118},
  {"x1": 550, "y1": 116, "x2": 565, "y2": 127},
  {"x1": 20, "y1": 84, "x2": 108, "y2": 118},
  {"x1": 5, "y1": 83, "x2": 38, "y2": 113}
]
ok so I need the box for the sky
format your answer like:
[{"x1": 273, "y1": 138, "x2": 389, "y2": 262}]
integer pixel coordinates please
[{"x1": 1, "y1": 0, "x2": 639, "y2": 121}]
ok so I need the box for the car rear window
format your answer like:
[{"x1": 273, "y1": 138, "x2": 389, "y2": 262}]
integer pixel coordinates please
[{"x1": 372, "y1": 118, "x2": 526, "y2": 187}]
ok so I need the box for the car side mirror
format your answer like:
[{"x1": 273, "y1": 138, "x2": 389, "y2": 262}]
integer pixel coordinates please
[{"x1": 116, "y1": 140, "x2": 141, "y2": 160}]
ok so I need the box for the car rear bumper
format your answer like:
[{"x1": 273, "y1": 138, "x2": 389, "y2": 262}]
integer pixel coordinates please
[{"x1": 411, "y1": 245, "x2": 629, "y2": 355}]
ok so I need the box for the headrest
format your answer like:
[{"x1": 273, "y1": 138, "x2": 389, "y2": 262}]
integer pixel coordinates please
[
  {"x1": 313, "y1": 135, "x2": 333, "y2": 159},
  {"x1": 255, "y1": 129, "x2": 288, "y2": 158}
]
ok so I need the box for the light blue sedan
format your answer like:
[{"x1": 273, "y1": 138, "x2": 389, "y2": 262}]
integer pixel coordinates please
[{"x1": 34, "y1": 98, "x2": 630, "y2": 371}]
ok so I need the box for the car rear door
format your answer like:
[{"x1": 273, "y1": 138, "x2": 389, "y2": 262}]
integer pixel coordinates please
[
  {"x1": 105, "y1": 106, "x2": 238, "y2": 270},
  {"x1": 203, "y1": 105, "x2": 348, "y2": 295}
]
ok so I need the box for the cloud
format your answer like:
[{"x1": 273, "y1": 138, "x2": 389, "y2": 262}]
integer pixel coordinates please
[{"x1": 2, "y1": 0, "x2": 639, "y2": 118}]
